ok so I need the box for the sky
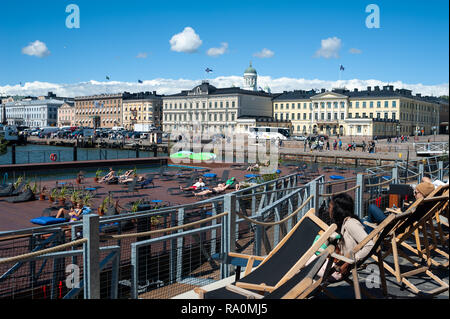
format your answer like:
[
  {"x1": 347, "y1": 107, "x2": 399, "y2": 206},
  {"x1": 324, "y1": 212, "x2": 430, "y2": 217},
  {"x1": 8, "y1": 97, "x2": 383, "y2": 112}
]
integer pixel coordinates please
[{"x1": 0, "y1": 0, "x2": 448, "y2": 97}]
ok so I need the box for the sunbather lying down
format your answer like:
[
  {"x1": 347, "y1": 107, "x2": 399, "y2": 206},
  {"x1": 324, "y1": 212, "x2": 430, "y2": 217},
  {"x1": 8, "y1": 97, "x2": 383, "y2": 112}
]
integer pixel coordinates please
[
  {"x1": 194, "y1": 177, "x2": 236, "y2": 196},
  {"x1": 99, "y1": 167, "x2": 116, "y2": 183},
  {"x1": 55, "y1": 203, "x2": 83, "y2": 222}
]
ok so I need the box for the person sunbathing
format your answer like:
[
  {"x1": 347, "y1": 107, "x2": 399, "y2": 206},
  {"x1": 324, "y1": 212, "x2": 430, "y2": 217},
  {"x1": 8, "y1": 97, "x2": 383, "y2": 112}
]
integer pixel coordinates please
[
  {"x1": 246, "y1": 163, "x2": 259, "y2": 171},
  {"x1": 119, "y1": 174, "x2": 145, "y2": 184},
  {"x1": 180, "y1": 178, "x2": 205, "y2": 191},
  {"x1": 118, "y1": 170, "x2": 134, "y2": 181},
  {"x1": 55, "y1": 203, "x2": 83, "y2": 222},
  {"x1": 194, "y1": 181, "x2": 233, "y2": 196},
  {"x1": 99, "y1": 167, "x2": 116, "y2": 183}
]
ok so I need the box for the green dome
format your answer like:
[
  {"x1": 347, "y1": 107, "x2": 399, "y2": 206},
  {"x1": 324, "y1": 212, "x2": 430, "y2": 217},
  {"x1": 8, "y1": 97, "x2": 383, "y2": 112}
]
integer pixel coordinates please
[{"x1": 244, "y1": 62, "x2": 257, "y2": 74}]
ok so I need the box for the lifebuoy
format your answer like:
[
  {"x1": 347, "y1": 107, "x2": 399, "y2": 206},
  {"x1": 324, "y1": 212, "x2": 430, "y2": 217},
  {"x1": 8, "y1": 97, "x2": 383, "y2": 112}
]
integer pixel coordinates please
[{"x1": 50, "y1": 153, "x2": 57, "y2": 162}]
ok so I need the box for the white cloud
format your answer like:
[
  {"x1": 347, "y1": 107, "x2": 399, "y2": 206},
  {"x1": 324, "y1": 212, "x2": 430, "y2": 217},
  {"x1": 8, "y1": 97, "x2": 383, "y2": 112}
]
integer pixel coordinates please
[
  {"x1": 315, "y1": 37, "x2": 341, "y2": 59},
  {"x1": 169, "y1": 27, "x2": 202, "y2": 53},
  {"x1": 207, "y1": 42, "x2": 228, "y2": 57},
  {"x1": 349, "y1": 48, "x2": 362, "y2": 54},
  {"x1": 21, "y1": 40, "x2": 51, "y2": 58},
  {"x1": 253, "y1": 48, "x2": 275, "y2": 58},
  {"x1": 136, "y1": 52, "x2": 148, "y2": 58},
  {"x1": 1, "y1": 77, "x2": 447, "y2": 98}
]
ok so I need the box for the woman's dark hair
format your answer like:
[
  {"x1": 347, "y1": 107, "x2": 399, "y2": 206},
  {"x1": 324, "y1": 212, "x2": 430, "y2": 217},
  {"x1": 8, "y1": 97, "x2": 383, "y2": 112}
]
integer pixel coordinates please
[{"x1": 330, "y1": 193, "x2": 358, "y2": 232}]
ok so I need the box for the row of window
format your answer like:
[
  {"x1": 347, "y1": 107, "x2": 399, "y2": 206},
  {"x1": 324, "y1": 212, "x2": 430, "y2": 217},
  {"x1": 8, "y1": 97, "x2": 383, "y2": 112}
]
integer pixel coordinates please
[
  {"x1": 77, "y1": 100, "x2": 121, "y2": 107},
  {"x1": 164, "y1": 112, "x2": 236, "y2": 122},
  {"x1": 164, "y1": 100, "x2": 236, "y2": 110}
]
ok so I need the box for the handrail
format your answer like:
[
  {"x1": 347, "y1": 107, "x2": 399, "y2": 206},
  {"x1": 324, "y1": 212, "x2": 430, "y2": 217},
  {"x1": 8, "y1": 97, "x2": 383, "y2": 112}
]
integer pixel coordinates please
[
  {"x1": 0, "y1": 238, "x2": 87, "y2": 265},
  {"x1": 235, "y1": 195, "x2": 313, "y2": 227},
  {"x1": 319, "y1": 185, "x2": 360, "y2": 197},
  {"x1": 101, "y1": 212, "x2": 228, "y2": 240}
]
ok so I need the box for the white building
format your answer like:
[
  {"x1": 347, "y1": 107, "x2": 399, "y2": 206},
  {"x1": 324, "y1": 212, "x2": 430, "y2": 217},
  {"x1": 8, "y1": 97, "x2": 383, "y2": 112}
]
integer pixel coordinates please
[
  {"x1": 162, "y1": 64, "x2": 273, "y2": 135},
  {"x1": 4, "y1": 98, "x2": 66, "y2": 128}
]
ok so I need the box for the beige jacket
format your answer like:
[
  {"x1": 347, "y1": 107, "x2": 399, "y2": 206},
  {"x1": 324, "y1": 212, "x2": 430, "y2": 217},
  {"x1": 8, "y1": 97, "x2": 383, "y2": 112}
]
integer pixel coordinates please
[{"x1": 339, "y1": 217, "x2": 374, "y2": 262}]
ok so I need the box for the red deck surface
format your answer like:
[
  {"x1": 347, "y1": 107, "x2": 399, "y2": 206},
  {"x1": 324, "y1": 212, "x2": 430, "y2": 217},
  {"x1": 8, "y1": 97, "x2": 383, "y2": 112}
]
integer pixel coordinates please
[{"x1": 0, "y1": 162, "x2": 355, "y2": 232}]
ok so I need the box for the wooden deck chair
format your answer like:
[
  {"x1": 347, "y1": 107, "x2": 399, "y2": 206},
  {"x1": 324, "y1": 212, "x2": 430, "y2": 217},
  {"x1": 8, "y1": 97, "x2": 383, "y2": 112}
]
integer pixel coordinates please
[
  {"x1": 316, "y1": 210, "x2": 412, "y2": 299},
  {"x1": 369, "y1": 187, "x2": 449, "y2": 297},
  {"x1": 194, "y1": 208, "x2": 338, "y2": 298},
  {"x1": 195, "y1": 245, "x2": 336, "y2": 299}
]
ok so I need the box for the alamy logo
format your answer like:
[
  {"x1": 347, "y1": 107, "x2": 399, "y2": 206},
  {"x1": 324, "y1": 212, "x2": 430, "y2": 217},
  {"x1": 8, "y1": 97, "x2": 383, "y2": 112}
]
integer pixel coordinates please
[
  {"x1": 365, "y1": 264, "x2": 381, "y2": 289},
  {"x1": 65, "y1": 264, "x2": 80, "y2": 289},
  {"x1": 365, "y1": 4, "x2": 380, "y2": 29},
  {"x1": 66, "y1": 4, "x2": 80, "y2": 29}
]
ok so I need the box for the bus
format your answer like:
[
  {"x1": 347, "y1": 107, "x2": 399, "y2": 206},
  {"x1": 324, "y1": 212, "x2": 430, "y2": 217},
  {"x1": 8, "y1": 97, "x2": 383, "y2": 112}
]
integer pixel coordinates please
[{"x1": 248, "y1": 126, "x2": 291, "y2": 141}]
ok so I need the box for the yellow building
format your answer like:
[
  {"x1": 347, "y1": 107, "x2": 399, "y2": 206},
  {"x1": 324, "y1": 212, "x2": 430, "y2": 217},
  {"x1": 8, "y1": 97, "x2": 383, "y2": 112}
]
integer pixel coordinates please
[
  {"x1": 122, "y1": 92, "x2": 163, "y2": 130},
  {"x1": 273, "y1": 85, "x2": 441, "y2": 138}
]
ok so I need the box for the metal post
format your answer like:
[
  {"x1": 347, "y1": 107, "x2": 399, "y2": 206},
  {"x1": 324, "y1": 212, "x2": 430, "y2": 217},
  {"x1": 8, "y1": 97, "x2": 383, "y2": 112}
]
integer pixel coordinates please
[
  {"x1": 310, "y1": 179, "x2": 319, "y2": 213},
  {"x1": 11, "y1": 144, "x2": 16, "y2": 164},
  {"x1": 355, "y1": 173, "x2": 365, "y2": 218},
  {"x1": 223, "y1": 193, "x2": 236, "y2": 278},
  {"x1": 175, "y1": 208, "x2": 184, "y2": 283},
  {"x1": 392, "y1": 164, "x2": 399, "y2": 184},
  {"x1": 83, "y1": 214, "x2": 100, "y2": 299},
  {"x1": 438, "y1": 161, "x2": 444, "y2": 181},
  {"x1": 418, "y1": 163, "x2": 424, "y2": 183},
  {"x1": 73, "y1": 145, "x2": 78, "y2": 161}
]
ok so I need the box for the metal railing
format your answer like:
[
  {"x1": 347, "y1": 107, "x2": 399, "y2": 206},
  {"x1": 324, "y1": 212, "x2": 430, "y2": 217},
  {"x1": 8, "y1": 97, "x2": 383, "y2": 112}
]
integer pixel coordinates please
[{"x1": 0, "y1": 158, "x2": 448, "y2": 299}]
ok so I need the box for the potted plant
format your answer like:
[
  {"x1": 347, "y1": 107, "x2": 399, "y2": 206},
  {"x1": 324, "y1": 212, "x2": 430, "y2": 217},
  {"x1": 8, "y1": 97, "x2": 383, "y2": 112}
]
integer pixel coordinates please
[
  {"x1": 70, "y1": 190, "x2": 80, "y2": 206},
  {"x1": 97, "y1": 197, "x2": 109, "y2": 216},
  {"x1": 131, "y1": 199, "x2": 142, "y2": 213},
  {"x1": 50, "y1": 188, "x2": 58, "y2": 203},
  {"x1": 58, "y1": 186, "x2": 67, "y2": 206},
  {"x1": 82, "y1": 192, "x2": 93, "y2": 208},
  {"x1": 39, "y1": 186, "x2": 47, "y2": 201},
  {"x1": 94, "y1": 169, "x2": 103, "y2": 182}
]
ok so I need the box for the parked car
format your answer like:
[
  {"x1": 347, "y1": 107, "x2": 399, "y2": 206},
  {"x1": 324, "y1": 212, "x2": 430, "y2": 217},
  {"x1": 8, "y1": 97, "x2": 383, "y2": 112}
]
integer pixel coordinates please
[{"x1": 291, "y1": 135, "x2": 307, "y2": 141}]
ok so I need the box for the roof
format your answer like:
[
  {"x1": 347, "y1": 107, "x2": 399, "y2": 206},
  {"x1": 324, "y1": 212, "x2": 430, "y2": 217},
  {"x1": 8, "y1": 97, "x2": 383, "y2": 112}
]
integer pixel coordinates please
[
  {"x1": 273, "y1": 86, "x2": 447, "y2": 104},
  {"x1": 5, "y1": 99, "x2": 66, "y2": 107},
  {"x1": 164, "y1": 82, "x2": 273, "y2": 98}
]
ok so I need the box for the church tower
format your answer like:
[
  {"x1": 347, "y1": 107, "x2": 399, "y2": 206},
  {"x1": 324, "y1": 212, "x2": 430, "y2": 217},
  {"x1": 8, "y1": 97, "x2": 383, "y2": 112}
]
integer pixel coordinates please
[{"x1": 243, "y1": 62, "x2": 257, "y2": 91}]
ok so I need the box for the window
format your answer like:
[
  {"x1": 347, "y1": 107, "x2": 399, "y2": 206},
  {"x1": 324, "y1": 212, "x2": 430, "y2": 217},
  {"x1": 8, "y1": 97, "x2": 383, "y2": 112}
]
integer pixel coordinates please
[
  {"x1": 377, "y1": 101, "x2": 381, "y2": 108},
  {"x1": 363, "y1": 102, "x2": 366, "y2": 108},
  {"x1": 297, "y1": 103, "x2": 301, "y2": 109},
  {"x1": 348, "y1": 113, "x2": 352, "y2": 119},
  {"x1": 392, "y1": 113, "x2": 396, "y2": 120},
  {"x1": 349, "y1": 102, "x2": 352, "y2": 108},
  {"x1": 341, "y1": 113, "x2": 344, "y2": 120},
  {"x1": 327, "y1": 102, "x2": 331, "y2": 108},
  {"x1": 321, "y1": 113, "x2": 325, "y2": 120},
  {"x1": 357, "y1": 125, "x2": 362, "y2": 133},
  {"x1": 303, "y1": 113, "x2": 307, "y2": 120},
  {"x1": 392, "y1": 101, "x2": 397, "y2": 107},
  {"x1": 355, "y1": 102, "x2": 360, "y2": 108},
  {"x1": 340, "y1": 102, "x2": 345, "y2": 108},
  {"x1": 274, "y1": 104, "x2": 278, "y2": 110},
  {"x1": 384, "y1": 112, "x2": 388, "y2": 119},
  {"x1": 369, "y1": 112, "x2": 373, "y2": 118},
  {"x1": 321, "y1": 102, "x2": 325, "y2": 109},
  {"x1": 297, "y1": 113, "x2": 301, "y2": 120},
  {"x1": 362, "y1": 112, "x2": 366, "y2": 118},
  {"x1": 304, "y1": 103, "x2": 307, "y2": 109},
  {"x1": 355, "y1": 113, "x2": 360, "y2": 118},
  {"x1": 286, "y1": 103, "x2": 289, "y2": 110},
  {"x1": 384, "y1": 101, "x2": 389, "y2": 108}
]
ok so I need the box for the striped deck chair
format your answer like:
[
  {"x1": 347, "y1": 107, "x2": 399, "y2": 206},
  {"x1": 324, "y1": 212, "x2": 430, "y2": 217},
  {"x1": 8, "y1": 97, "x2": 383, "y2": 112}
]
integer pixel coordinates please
[{"x1": 194, "y1": 209, "x2": 338, "y2": 298}]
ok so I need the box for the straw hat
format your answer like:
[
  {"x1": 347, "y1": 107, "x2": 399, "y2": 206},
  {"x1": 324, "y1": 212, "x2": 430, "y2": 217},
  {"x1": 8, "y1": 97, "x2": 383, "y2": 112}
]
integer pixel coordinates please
[{"x1": 415, "y1": 182, "x2": 435, "y2": 197}]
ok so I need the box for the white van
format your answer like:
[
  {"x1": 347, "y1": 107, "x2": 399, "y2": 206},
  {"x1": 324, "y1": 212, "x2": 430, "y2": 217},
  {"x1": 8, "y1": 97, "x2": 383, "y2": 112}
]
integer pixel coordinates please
[{"x1": 40, "y1": 127, "x2": 59, "y2": 136}]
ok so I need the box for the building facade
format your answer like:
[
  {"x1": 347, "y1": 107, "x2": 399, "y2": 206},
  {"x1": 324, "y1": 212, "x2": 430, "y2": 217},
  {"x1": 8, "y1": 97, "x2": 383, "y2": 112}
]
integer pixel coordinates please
[
  {"x1": 4, "y1": 98, "x2": 67, "y2": 127},
  {"x1": 122, "y1": 91, "x2": 163, "y2": 130},
  {"x1": 57, "y1": 102, "x2": 75, "y2": 127},
  {"x1": 74, "y1": 93, "x2": 127, "y2": 128},
  {"x1": 162, "y1": 81, "x2": 273, "y2": 135},
  {"x1": 273, "y1": 85, "x2": 441, "y2": 138}
]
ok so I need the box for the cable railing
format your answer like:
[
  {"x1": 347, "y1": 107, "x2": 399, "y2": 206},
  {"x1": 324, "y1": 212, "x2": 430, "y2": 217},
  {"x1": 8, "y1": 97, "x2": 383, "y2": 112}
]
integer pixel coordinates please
[{"x1": 0, "y1": 157, "x2": 448, "y2": 299}]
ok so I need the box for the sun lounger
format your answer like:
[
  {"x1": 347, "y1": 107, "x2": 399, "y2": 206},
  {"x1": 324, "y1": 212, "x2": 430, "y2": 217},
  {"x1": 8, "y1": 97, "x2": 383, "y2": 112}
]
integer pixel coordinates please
[{"x1": 194, "y1": 209, "x2": 338, "y2": 298}]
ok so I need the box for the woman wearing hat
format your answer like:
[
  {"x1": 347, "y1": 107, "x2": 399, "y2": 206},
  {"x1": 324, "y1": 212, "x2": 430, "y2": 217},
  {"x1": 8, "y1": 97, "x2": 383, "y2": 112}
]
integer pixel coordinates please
[{"x1": 362, "y1": 181, "x2": 435, "y2": 233}]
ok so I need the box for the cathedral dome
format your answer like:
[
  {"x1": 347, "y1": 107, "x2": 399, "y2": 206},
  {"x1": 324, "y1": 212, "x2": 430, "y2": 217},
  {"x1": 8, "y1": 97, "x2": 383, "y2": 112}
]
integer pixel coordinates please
[{"x1": 244, "y1": 62, "x2": 257, "y2": 74}]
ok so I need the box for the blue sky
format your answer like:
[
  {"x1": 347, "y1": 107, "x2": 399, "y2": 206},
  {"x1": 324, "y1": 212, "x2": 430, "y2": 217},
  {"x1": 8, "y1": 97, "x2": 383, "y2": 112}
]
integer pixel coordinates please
[{"x1": 0, "y1": 0, "x2": 448, "y2": 95}]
